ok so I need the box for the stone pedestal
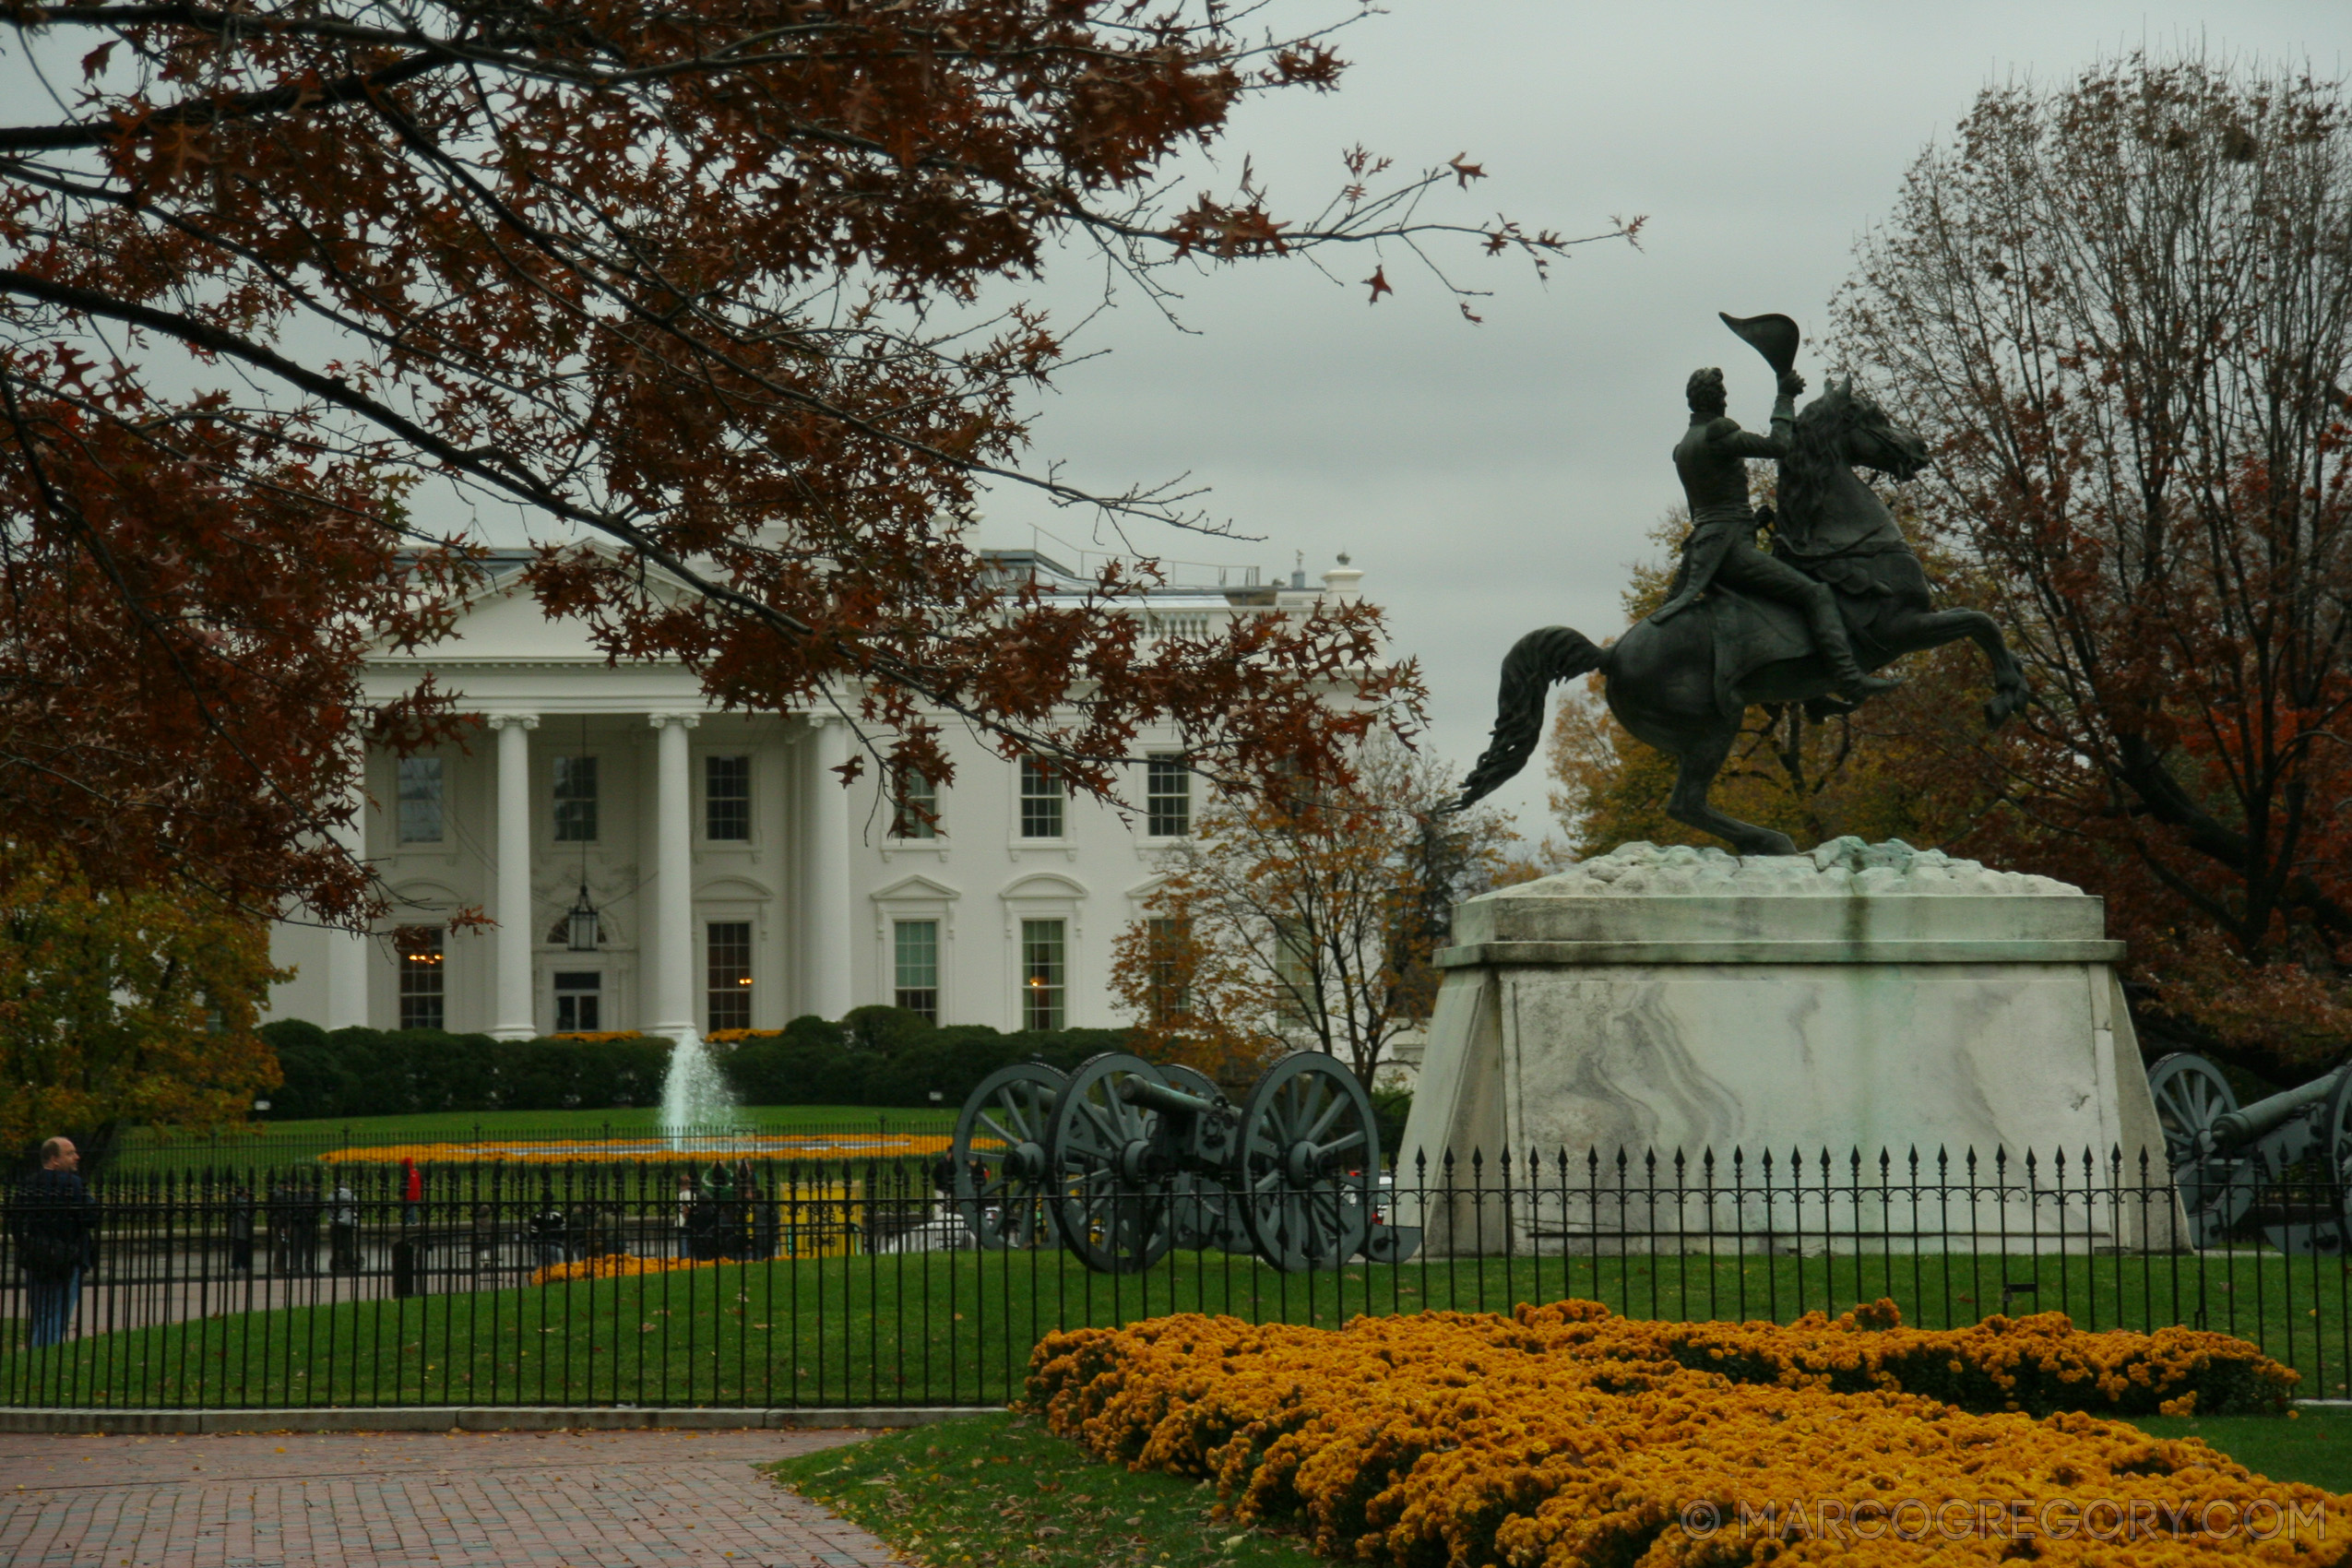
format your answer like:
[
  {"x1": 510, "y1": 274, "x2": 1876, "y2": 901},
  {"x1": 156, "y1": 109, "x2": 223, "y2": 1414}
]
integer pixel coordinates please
[{"x1": 1396, "y1": 839, "x2": 2174, "y2": 1253}]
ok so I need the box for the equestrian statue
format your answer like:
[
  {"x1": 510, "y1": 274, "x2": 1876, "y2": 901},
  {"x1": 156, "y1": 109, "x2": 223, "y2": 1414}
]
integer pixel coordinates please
[{"x1": 1458, "y1": 312, "x2": 2029, "y2": 857}]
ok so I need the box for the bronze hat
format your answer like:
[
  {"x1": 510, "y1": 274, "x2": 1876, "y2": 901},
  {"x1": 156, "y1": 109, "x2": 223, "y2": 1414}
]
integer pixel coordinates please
[{"x1": 1718, "y1": 312, "x2": 1801, "y2": 378}]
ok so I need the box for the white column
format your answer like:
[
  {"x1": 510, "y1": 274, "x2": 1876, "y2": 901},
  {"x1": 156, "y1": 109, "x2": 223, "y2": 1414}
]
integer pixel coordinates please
[
  {"x1": 649, "y1": 712, "x2": 701, "y2": 1043},
  {"x1": 324, "y1": 761, "x2": 372, "y2": 1030},
  {"x1": 806, "y1": 714, "x2": 854, "y2": 1020},
  {"x1": 489, "y1": 714, "x2": 539, "y2": 1040}
]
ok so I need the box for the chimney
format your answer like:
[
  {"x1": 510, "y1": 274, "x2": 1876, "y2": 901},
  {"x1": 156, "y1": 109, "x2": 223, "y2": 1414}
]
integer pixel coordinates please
[{"x1": 1320, "y1": 552, "x2": 1362, "y2": 604}]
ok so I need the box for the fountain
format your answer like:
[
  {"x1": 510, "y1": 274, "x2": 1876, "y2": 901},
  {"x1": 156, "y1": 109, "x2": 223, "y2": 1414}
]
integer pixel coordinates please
[{"x1": 659, "y1": 1031, "x2": 737, "y2": 1146}]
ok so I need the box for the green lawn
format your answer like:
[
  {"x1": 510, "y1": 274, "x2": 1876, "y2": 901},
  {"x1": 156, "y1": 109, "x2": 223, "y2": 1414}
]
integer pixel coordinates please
[
  {"x1": 2132, "y1": 1411, "x2": 2352, "y2": 1492},
  {"x1": 775, "y1": 1410, "x2": 2351, "y2": 1568},
  {"x1": 107, "y1": 1104, "x2": 957, "y2": 1174},
  {"x1": 6, "y1": 1247, "x2": 2346, "y2": 1408},
  {"x1": 772, "y1": 1411, "x2": 1317, "y2": 1568}
]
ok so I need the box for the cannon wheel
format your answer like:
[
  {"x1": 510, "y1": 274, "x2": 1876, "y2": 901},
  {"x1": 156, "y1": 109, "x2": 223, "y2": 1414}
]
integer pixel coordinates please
[
  {"x1": 2147, "y1": 1051, "x2": 2256, "y2": 1246},
  {"x1": 1239, "y1": 1052, "x2": 1377, "y2": 1272},
  {"x1": 1160, "y1": 1064, "x2": 1250, "y2": 1253},
  {"x1": 952, "y1": 1063, "x2": 1065, "y2": 1249},
  {"x1": 1046, "y1": 1052, "x2": 1176, "y2": 1274}
]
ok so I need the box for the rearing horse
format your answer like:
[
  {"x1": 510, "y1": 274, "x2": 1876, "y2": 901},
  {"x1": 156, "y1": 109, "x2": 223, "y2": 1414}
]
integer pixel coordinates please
[{"x1": 1459, "y1": 381, "x2": 2029, "y2": 857}]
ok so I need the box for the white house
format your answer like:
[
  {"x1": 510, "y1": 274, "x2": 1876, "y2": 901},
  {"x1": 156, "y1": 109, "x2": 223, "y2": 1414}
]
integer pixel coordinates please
[{"x1": 264, "y1": 549, "x2": 1372, "y2": 1042}]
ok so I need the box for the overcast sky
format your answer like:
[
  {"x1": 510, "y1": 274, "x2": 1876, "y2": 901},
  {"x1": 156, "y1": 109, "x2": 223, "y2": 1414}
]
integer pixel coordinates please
[{"x1": 966, "y1": 0, "x2": 2352, "y2": 848}]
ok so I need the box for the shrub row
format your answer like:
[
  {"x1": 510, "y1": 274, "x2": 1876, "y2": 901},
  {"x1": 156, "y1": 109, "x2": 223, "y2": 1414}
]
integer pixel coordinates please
[
  {"x1": 257, "y1": 1006, "x2": 1143, "y2": 1118},
  {"x1": 709, "y1": 1005, "x2": 1134, "y2": 1110},
  {"x1": 1025, "y1": 1304, "x2": 2316, "y2": 1568},
  {"x1": 259, "y1": 1021, "x2": 669, "y2": 1118}
]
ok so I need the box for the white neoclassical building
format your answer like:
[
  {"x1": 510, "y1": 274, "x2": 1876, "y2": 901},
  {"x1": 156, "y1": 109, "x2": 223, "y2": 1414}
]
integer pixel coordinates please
[{"x1": 265, "y1": 549, "x2": 1371, "y2": 1041}]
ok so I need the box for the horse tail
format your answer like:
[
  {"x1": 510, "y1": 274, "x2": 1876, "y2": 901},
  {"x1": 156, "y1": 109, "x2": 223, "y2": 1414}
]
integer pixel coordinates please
[{"x1": 1458, "y1": 626, "x2": 1608, "y2": 808}]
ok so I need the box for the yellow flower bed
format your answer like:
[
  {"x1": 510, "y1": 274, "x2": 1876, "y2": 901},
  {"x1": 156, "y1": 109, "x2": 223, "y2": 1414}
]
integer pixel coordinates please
[
  {"x1": 530, "y1": 1252, "x2": 714, "y2": 1285},
  {"x1": 1026, "y1": 1304, "x2": 2332, "y2": 1567},
  {"x1": 320, "y1": 1133, "x2": 953, "y2": 1166},
  {"x1": 1492, "y1": 1296, "x2": 2297, "y2": 1417}
]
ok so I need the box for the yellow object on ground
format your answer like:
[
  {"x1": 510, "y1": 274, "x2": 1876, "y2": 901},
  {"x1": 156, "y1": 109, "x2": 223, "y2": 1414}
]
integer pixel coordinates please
[{"x1": 1027, "y1": 1301, "x2": 2333, "y2": 1566}]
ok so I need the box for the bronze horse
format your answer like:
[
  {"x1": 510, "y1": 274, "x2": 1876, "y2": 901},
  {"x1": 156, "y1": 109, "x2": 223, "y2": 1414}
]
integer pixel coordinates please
[{"x1": 1459, "y1": 382, "x2": 2028, "y2": 856}]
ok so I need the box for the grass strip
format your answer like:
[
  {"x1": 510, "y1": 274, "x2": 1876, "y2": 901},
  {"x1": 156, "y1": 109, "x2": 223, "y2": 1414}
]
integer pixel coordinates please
[
  {"x1": 770, "y1": 1410, "x2": 1317, "y2": 1568},
  {"x1": 109, "y1": 1104, "x2": 958, "y2": 1173},
  {"x1": 2129, "y1": 1410, "x2": 2352, "y2": 1493}
]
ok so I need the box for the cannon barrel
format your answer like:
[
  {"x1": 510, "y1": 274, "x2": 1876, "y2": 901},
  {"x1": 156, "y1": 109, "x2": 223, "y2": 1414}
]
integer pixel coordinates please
[
  {"x1": 1115, "y1": 1075, "x2": 1226, "y2": 1119},
  {"x1": 2209, "y1": 1063, "x2": 2350, "y2": 1149}
]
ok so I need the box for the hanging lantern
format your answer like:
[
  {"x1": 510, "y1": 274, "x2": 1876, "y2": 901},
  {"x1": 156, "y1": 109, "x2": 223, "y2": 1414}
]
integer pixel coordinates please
[{"x1": 565, "y1": 884, "x2": 600, "y2": 952}]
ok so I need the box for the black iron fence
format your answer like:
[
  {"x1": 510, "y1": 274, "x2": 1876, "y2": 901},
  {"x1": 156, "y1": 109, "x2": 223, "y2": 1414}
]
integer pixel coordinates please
[{"x1": 2, "y1": 1145, "x2": 2345, "y2": 1410}]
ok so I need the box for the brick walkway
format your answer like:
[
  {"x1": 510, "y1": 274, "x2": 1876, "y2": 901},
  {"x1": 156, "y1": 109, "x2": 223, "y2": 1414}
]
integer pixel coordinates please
[{"x1": 0, "y1": 1428, "x2": 897, "y2": 1567}]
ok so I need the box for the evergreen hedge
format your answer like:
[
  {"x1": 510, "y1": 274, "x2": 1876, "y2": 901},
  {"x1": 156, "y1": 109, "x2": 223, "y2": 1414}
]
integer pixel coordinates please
[{"x1": 255, "y1": 1005, "x2": 1138, "y2": 1119}]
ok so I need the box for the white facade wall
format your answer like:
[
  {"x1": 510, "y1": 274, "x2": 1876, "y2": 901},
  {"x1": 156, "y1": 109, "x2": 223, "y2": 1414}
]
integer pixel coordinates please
[{"x1": 265, "y1": 554, "x2": 1369, "y2": 1039}]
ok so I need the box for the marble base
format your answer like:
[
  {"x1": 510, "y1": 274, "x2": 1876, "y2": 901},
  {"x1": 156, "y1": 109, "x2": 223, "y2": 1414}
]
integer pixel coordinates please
[{"x1": 1396, "y1": 840, "x2": 2175, "y2": 1253}]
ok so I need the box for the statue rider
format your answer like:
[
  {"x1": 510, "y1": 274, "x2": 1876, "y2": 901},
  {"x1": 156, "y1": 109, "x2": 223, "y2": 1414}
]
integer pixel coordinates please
[{"x1": 1648, "y1": 365, "x2": 1900, "y2": 702}]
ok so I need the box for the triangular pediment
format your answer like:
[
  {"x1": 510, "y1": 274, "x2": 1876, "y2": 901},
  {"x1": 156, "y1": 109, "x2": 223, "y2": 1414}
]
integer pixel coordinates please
[
  {"x1": 873, "y1": 873, "x2": 961, "y2": 901},
  {"x1": 371, "y1": 546, "x2": 699, "y2": 665}
]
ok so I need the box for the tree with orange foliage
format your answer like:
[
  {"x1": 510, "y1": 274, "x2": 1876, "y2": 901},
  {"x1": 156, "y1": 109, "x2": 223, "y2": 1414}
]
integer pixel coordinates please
[
  {"x1": 0, "y1": 1, "x2": 1635, "y2": 932},
  {"x1": 1834, "y1": 54, "x2": 2352, "y2": 1080},
  {"x1": 1111, "y1": 735, "x2": 1515, "y2": 1087},
  {"x1": 0, "y1": 845, "x2": 283, "y2": 1152}
]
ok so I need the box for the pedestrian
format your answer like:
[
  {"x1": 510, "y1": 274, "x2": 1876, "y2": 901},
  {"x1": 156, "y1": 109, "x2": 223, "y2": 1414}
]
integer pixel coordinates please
[
  {"x1": 328, "y1": 1182, "x2": 361, "y2": 1274},
  {"x1": 695, "y1": 1161, "x2": 735, "y2": 1261},
  {"x1": 400, "y1": 1156, "x2": 423, "y2": 1226},
  {"x1": 266, "y1": 1179, "x2": 294, "y2": 1275},
  {"x1": 11, "y1": 1136, "x2": 92, "y2": 1349},
  {"x1": 529, "y1": 1190, "x2": 565, "y2": 1271},
  {"x1": 226, "y1": 1185, "x2": 255, "y2": 1274},
  {"x1": 672, "y1": 1171, "x2": 695, "y2": 1259},
  {"x1": 289, "y1": 1181, "x2": 322, "y2": 1276},
  {"x1": 747, "y1": 1170, "x2": 778, "y2": 1261}
]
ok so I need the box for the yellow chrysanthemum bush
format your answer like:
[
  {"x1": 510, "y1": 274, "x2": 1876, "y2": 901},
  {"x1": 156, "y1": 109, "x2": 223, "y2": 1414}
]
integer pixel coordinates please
[
  {"x1": 1517, "y1": 1297, "x2": 2297, "y2": 1417},
  {"x1": 1024, "y1": 1302, "x2": 2332, "y2": 1567},
  {"x1": 528, "y1": 1253, "x2": 717, "y2": 1286}
]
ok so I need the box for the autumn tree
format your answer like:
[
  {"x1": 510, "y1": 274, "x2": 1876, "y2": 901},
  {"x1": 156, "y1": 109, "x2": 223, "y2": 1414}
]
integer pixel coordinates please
[
  {"x1": 0, "y1": 844, "x2": 283, "y2": 1152},
  {"x1": 0, "y1": 1, "x2": 1633, "y2": 930},
  {"x1": 1111, "y1": 734, "x2": 1515, "y2": 1087},
  {"x1": 1547, "y1": 507, "x2": 2002, "y2": 859},
  {"x1": 1833, "y1": 54, "x2": 2352, "y2": 1079}
]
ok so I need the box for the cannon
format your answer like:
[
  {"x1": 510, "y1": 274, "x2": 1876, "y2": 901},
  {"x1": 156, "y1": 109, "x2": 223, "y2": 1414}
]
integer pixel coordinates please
[
  {"x1": 948, "y1": 1050, "x2": 1420, "y2": 1274},
  {"x1": 2146, "y1": 1052, "x2": 2352, "y2": 1253}
]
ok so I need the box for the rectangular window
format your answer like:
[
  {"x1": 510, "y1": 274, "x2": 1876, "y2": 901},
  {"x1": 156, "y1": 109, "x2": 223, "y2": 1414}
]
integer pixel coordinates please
[
  {"x1": 705, "y1": 755, "x2": 751, "y2": 841},
  {"x1": 1019, "y1": 756, "x2": 1063, "y2": 839},
  {"x1": 395, "y1": 928, "x2": 445, "y2": 1031},
  {"x1": 397, "y1": 756, "x2": 445, "y2": 844},
  {"x1": 1146, "y1": 916, "x2": 1191, "y2": 1024},
  {"x1": 1146, "y1": 754, "x2": 1190, "y2": 837},
  {"x1": 553, "y1": 754, "x2": 599, "y2": 843},
  {"x1": 707, "y1": 921, "x2": 753, "y2": 1032},
  {"x1": 894, "y1": 920, "x2": 940, "y2": 1023},
  {"x1": 1020, "y1": 918, "x2": 1066, "y2": 1031},
  {"x1": 891, "y1": 767, "x2": 939, "y2": 839},
  {"x1": 552, "y1": 971, "x2": 602, "y2": 1033}
]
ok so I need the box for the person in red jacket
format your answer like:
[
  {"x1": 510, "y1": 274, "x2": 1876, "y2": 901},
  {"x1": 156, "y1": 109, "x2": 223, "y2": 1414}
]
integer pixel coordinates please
[{"x1": 400, "y1": 1157, "x2": 423, "y2": 1225}]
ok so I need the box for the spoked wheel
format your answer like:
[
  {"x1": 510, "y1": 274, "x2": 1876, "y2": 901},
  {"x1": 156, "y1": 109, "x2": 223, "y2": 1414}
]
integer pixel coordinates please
[
  {"x1": 1160, "y1": 1064, "x2": 1249, "y2": 1253},
  {"x1": 1046, "y1": 1052, "x2": 1177, "y2": 1274},
  {"x1": 2147, "y1": 1052, "x2": 2255, "y2": 1247},
  {"x1": 1239, "y1": 1052, "x2": 1377, "y2": 1272},
  {"x1": 2295, "y1": 1069, "x2": 2352, "y2": 1257},
  {"x1": 952, "y1": 1063, "x2": 1064, "y2": 1249}
]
